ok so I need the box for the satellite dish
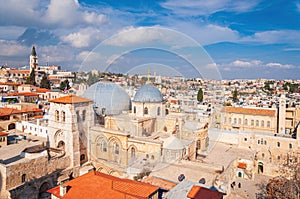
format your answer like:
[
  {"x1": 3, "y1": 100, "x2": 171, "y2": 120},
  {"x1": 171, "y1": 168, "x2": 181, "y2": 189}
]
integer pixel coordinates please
[
  {"x1": 199, "y1": 178, "x2": 206, "y2": 184},
  {"x1": 178, "y1": 174, "x2": 185, "y2": 182}
]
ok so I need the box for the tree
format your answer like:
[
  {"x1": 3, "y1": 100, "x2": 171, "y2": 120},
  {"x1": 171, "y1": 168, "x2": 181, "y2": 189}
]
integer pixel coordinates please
[
  {"x1": 60, "y1": 79, "x2": 70, "y2": 91},
  {"x1": 40, "y1": 73, "x2": 51, "y2": 89},
  {"x1": 25, "y1": 68, "x2": 36, "y2": 85},
  {"x1": 232, "y1": 89, "x2": 238, "y2": 102},
  {"x1": 197, "y1": 88, "x2": 203, "y2": 102}
]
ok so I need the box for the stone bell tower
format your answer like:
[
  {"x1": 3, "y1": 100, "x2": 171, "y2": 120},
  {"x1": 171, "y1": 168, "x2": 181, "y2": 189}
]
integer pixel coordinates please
[{"x1": 30, "y1": 46, "x2": 38, "y2": 72}]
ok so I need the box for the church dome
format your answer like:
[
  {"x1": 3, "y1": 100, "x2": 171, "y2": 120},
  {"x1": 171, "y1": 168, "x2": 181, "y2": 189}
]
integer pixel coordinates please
[
  {"x1": 163, "y1": 135, "x2": 184, "y2": 150},
  {"x1": 133, "y1": 84, "x2": 163, "y2": 103},
  {"x1": 83, "y1": 82, "x2": 131, "y2": 115}
]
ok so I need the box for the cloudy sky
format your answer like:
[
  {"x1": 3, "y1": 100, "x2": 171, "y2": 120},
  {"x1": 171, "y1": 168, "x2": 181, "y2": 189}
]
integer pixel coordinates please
[{"x1": 0, "y1": 0, "x2": 299, "y2": 79}]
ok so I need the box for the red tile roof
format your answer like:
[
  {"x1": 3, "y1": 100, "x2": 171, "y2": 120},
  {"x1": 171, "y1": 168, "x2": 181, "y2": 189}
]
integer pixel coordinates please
[
  {"x1": 187, "y1": 186, "x2": 224, "y2": 199},
  {"x1": 142, "y1": 176, "x2": 177, "y2": 190},
  {"x1": 47, "y1": 171, "x2": 159, "y2": 199},
  {"x1": 7, "y1": 92, "x2": 39, "y2": 97},
  {"x1": 238, "y1": 162, "x2": 247, "y2": 169},
  {"x1": 0, "y1": 132, "x2": 8, "y2": 136},
  {"x1": 48, "y1": 94, "x2": 92, "y2": 104},
  {"x1": 222, "y1": 106, "x2": 276, "y2": 117},
  {"x1": 0, "y1": 82, "x2": 21, "y2": 86},
  {"x1": 35, "y1": 88, "x2": 50, "y2": 93},
  {"x1": 0, "y1": 107, "x2": 42, "y2": 117}
]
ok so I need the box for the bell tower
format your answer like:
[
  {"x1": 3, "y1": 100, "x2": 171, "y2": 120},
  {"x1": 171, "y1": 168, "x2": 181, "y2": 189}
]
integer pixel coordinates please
[
  {"x1": 30, "y1": 46, "x2": 38, "y2": 72},
  {"x1": 278, "y1": 94, "x2": 286, "y2": 134}
]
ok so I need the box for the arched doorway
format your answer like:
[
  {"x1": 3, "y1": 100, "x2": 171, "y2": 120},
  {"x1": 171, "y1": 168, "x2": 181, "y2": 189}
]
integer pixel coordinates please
[
  {"x1": 57, "y1": 141, "x2": 65, "y2": 150},
  {"x1": 258, "y1": 162, "x2": 264, "y2": 174},
  {"x1": 8, "y1": 123, "x2": 16, "y2": 130},
  {"x1": 38, "y1": 182, "x2": 51, "y2": 199}
]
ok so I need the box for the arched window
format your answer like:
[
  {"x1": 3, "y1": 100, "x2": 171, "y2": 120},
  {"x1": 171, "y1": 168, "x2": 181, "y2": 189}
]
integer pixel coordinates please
[
  {"x1": 267, "y1": 121, "x2": 271, "y2": 128},
  {"x1": 22, "y1": 174, "x2": 26, "y2": 183},
  {"x1": 144, "y1": 107, "x2": 148, "y2": 115},
  {"x1": 251, "y1": 120, "x2": 254, "y2": 126},
  {"x1": 258, "y1": 140, "x2": 260, "y2": 144},
  {"x1": 82, "y1": 110, "x2": 86, "y2": 121},
  {"x1": 157, "y1": 107, "x2": 161, "y2": 116},
  {"x1": 62, "y1": 111, "x2": 66, "y2": 122},
  {"x1": 244, "y1": 119, "x2": 248, "y2": 125},
  {"x1": 133, "y1": 106, "x2": 136, "y2": 114},
  {"x1": 55, "y1": 110, "x2": 59, "y2": 122},
  {"x1": 101, "y1": 140, "x2": 107, "y2": 152},
  {"x1": 114, "y1": 143, "x2": 119, "y2": 155},
  {"x1": 238, "y1": 118, "x2": 241, "y2": 124},
  {"x1": 80, "y1": 154, "x2": 85, "y2": 161},
  {"x1": 130, "y1": 147, "x2": 135, "y2": 158},
  {"x1": 261, "y1": 120, "x2": 264, "y2": 127},
  {"x1": 277, "y1": 142, "x2": 280, "y2": 147},
  {"x1": 289, "y1": 143, "x2": 292, "y2": 149},
  {"x1": 234, "y1": 118, "x2": 237, "y2": 124},
  {"x1": 196, "y1": 140, "x2": 201, "y2": 149},
  {"x1": 256, "y1": 120, "x2": 259, "y2": 127},
  {"x1": 76, "y1": 111, "x2": 80, "y2": 122}
]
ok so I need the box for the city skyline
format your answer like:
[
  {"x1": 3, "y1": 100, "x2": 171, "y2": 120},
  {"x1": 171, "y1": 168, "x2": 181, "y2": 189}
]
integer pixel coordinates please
[{"x1": 0, "y1": 0, "x2": 299, "y2": 79}]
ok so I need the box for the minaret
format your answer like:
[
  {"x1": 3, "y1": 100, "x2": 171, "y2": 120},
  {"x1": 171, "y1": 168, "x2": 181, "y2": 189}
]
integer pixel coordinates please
[
  {"x1": 30, "y1": 46, "x2": 38, "y2": 72},
  {"x1": 278, "y1": 94, "x2": 286, "y2": 134}
]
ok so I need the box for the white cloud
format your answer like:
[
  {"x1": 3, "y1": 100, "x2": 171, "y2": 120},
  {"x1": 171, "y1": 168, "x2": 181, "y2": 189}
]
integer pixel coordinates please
[
  {"x1": 0, "y1": 40, "x2": 28, "y2": 57},
  {"x1": 61, "y1": 27, "x2": 103, "y2": 48},
  {"x1": 160, "y1": 0, "x2": 260, "y2": 16},
  {"x1": 83, "y1": 12, "x2": 107, "y2": 25},
  {"x1": 242, "y1": 30, "x2": 300, "y2": 45},
  {"x1": 231, "y1": 60, "x2": 262, "y2": 67},
  {"x1": 266, "y1": 62, "x2": 295, "y2": 69}
]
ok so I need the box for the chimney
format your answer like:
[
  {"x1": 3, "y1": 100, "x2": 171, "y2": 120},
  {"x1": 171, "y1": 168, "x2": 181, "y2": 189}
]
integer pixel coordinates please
[{"x1": 60, "y1": 183, "x2": 67, "y2": 196}]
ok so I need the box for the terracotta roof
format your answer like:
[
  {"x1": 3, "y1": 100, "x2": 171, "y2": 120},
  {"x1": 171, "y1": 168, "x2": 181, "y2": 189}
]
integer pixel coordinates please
[
  {"x1": 0, "y1": 132, "x2": 8, "y2": 136},
  {"x1": 47, "y1": 171, "x2": 159, "y2": 199},
  {"x1": 0, "y1": 82, "x2": 21, "y2": 86},
  {"x1": 8, "y1": 70, "x2": 30, "y2": 74},
  {"x1": 0, "y1": 107, "x2": 42, "y2": 117},
  {"x1": 7, "y1": 92, "x2": 39, "y2": 97},
  {"x1": 142, "y1": 176, "x2": 177, "y2": 190},
  {"x1": 187, "y1": 185, "x2": 224, "y2": 199},
  {"x1": 35, "y1": 88, "x2": 50, "y2": 93},
  {"x1": 48, "y1": 94, "x2": 92, "y2": 104},
  {"x1": 222, "y1": 106, "x2": 276, "y2": 117},
  {"x1": 238, "y1": 162, "x2": 247, "y2": 169}
]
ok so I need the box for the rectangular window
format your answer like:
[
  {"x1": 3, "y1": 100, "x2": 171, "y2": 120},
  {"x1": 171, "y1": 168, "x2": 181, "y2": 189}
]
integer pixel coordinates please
[{"x1": 82, "y1": 110, "x2": 86, "y2": 121}]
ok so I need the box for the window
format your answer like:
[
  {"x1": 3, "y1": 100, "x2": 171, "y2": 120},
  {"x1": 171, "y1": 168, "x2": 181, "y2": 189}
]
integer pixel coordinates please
[
  {"x1": 224, "y1": 117, "x2": 227, "y2": 123},
  {"x1": 229, "y1": 118, "x2": 232, "y2": 124},
  {"x1": 144, "y1": 107, "x2": 148, "y2": 115},
  {"x1": 234, "y1": 118, "x2": 237, "y2": 124},
  {"x1": 277, "y1": 156, "x2": 280, "y2": 160},
  {"x1": 267, "y1": 121, "x2": 271, "y2": 128},
  {"x1": 244, "y1": 119, "x2": 248, "y2": 125},
  {"x1": 130, "y1": 147, "x2": 135, "y2": 158},
  {"x1": 258, "y1": 140, "x2": 260, "y2": 144},
  {"x1": 101, "y1": 140, "x2": 107, "y2": 152},
  {"x1": 261, "y1": 120, "x2": 264, "y2": 127},
  {"x1": 264, "y1": 140, "x2": 267, "y2": 145},
  {"x1": 55, "y1": 110, "x2": 59, "y2": 122},
  {"x1": 157, "y1": 107, "x2": 161, "y2": 116},
  {"x1": 114, "y1": 143, "x2": 119, "y2": 155},
  {"x1": 76, "y1": 111, "x2": 80, "y2": 122},
  {"x1": 82, "y1": 110, "x2": 86, "y2": 121},
  {"x1": 256, "y1": 120, "x2": 259, "y2": 127},
  {"x1": 133, "y1": 106, "x2": 136, "y2": 114},
  {"x1": 21, "y1": 174, "x2": 26, "y2": 183},
  {"x1": 277, "y1": 142, "x2": 280, "y2": 147},
  {"x1": 238, "y1": 118, "x2": 241, "y2": 124},
  {"x1": 251, "y1": 120, "x2": 254, "y2": 126},
  {"x1": 289, "y1": 143, "x2": 292, "y2": 149},
  {"x1": 261, "y1": 139, "x2": 263, "y2": 145},
  {"x1": 244, "y1": 138, "x2": 247, "y2": 141},
  {"x1": 62, "y1": 111, "x2": 66, "y2": 122},
  {"x1": 262, "y1": 153, "x2": 265, "y2": 158},
  {"x1": 80, "y1": 154, "x2": 85, "y2": 161}
]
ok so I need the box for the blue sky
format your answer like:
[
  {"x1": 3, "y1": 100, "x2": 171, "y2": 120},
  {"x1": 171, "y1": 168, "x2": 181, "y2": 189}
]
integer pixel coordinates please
[{"x1": 0, "y1": 0, "x2": 299, "y2": 79}]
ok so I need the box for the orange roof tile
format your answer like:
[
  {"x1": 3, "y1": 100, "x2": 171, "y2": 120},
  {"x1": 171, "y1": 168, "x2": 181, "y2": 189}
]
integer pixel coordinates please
[
  {"x1": 35, "y1": 88, "x2": 50, "y2": 93},
  {"x1": 142, "y1": 176, "x2": 177, "y2": 190},
  {"x1": 0, "y1": 132, "x2": 8, "y2": 136},
  {"x1": 187, "y1": 185, "x2": 224, "y2": 199},
  {"x1": 238, "y1": 162, "x2": 247, "y2": 169},
  {"x1": 0, "y1": 107, "x2": 42, "y2": 116},
  {"x1": 0, "y1": 82, "x2": 21, "y2": 86},
  {"x1": 48, "y1": 94, "x2": 92, "y2": 104},
  {"x1": 47, "y1": 171, "x2": 159, "y2": 199},
  {"x1": 8, "y1": 70, "x2": 30, "y2": 74},
  {"x1": 7, "y1": 92, "x2": 39, "y2": 97},
  {"x1": 222, "y1": 106, "x2": 276, "y2": 117}
]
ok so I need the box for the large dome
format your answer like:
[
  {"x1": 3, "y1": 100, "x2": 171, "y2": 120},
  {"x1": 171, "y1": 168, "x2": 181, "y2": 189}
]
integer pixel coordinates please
[
  {"x1": 83, "y1": 82, "x2": 131, "y2": 115},
  {"x1": 133, "y1": 84, "x2": 163, "y2": 103}
]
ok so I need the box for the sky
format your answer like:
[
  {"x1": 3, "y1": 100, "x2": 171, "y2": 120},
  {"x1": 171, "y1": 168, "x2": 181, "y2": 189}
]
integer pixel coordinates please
[{"x1": 0, "y1": 0, "x2": 299, "y2": 79}]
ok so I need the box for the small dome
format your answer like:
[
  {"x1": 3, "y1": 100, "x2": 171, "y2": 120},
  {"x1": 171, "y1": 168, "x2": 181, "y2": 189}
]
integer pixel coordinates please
[
  {"x1": 163, "y1": 135, "x2": 184, "y2": 150},
  {"x1": 133, "y1": 84, "x2": 163, "y2": 103},
  {"x1": 83, "y1": 82, "x2": 131, "y2": 115}
]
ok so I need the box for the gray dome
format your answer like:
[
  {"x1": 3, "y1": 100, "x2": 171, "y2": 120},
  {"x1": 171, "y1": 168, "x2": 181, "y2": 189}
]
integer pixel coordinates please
[
  {"x1": 83, "y1": 82, "x2": 131, "y2": 115},
  {"x1": 163, "y1": 135, "x2": 184, "y2": 150},
  {"x1": 133, "y1": 84, "x2": 163, "y2": 103}
]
